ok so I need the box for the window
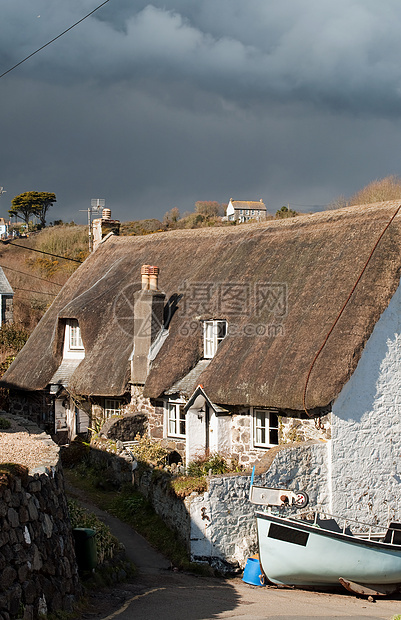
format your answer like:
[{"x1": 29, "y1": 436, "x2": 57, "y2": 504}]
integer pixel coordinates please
[
  {"x1": 167, "y1": 401, "x2": 186, "y2": 437},
  {"x1": 253, "y1": 409, "x2": 279, "y2": 447},
  {"x1": 203, "y1": 320, "x2": 227, "y2": 358},
  {"x1": 69, "y1": 320, "x2": 83, "y2": 349},
  {"x1": 63, "y1": 319, "x2": 85, "y2": 359},
  {"x1": 104, "y1": 399, "x2": 123, "y2": 418}
]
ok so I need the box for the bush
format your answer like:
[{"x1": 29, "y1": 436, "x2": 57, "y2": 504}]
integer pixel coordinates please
[
  {"x1": 60, "y1": 438, "x2": 90, "y2": 468},
  {"x1": 0, "y1": 416, "x2": 11, "y2": 430},
  {"x1": 68, "y1": 499, "x2": 120, "y2": 564},
  {"x1": 169, "y1": 476, "x2": 207, "y2": 498},
  {"x1": 169, "y1": 452, "x2": 242, "y2": 498},
  {"x1": 186, "y1": 452, "x2": 238, "y2": 477},
  {"x1": 130, "y1": 434, "x2": 169, "y2": 467},
  {"x1": 0, "y1": 323, "x2": 29, "y2": 351}
]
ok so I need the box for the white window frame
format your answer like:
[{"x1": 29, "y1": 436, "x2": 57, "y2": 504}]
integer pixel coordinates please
[
  {"x1": 104, "y1": 399, "x2": 123, "y2": 418},
  {"x1": 165, "y1": 400, "x2": 186, "y2": 438},
  {"x1": 252, "y1": 408, "x2": 279, "y2": 448},
  {"x1": 63, "y1": 319, "x2": 85, "y2": 359},
  {"x1": 203, "y1": 320, "x2": 227, "y2": 359}
]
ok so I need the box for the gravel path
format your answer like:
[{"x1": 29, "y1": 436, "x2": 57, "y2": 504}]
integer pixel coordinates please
[{"x1": 0, "y1": 412, "x2": 59, "y2": 471}]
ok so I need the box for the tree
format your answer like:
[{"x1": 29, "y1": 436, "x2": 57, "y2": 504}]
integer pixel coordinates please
[
  {"x1": 9, "y1": 191, "x2": 56, "y2": 227},
  {"x1": 163, "y1": 207, "x2": 181, "y2": 229},
  {"x1": 33, "y1": 192, "x2": 56, "y2": 226},
  {"x1": 275, "y1": 205, "x2": 298, "y2": 219},
  {"x1": 194, "y1": 201, "x2": 220, "y2": 218}
]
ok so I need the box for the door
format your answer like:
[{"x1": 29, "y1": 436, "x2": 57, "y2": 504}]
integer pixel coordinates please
[{"x1": 206, "y1": 404, "x2": 219, "y2": 454}]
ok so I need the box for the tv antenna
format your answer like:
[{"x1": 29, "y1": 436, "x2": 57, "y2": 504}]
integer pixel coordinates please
[{"x1": 80, "y1": 198, "x2": 105, "y2": 252}]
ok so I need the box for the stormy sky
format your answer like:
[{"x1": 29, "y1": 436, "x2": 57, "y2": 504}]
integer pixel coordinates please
[{"x1": 1, "y1": 0, "x2": 401, "y2": 224}]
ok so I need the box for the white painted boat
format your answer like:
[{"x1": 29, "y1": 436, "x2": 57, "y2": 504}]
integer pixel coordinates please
[{"x1": 249, "y1": 482, "x2": 401, "y2": 595}]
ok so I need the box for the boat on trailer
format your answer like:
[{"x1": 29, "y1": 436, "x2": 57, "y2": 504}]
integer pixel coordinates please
[{"x1": 250, "y1": 483, "x2": 401, "y2": 596}]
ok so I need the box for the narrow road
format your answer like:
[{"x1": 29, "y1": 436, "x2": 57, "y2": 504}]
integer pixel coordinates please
[{"x1": 66, "y1": 483, "x2": 401, "y2": 620}]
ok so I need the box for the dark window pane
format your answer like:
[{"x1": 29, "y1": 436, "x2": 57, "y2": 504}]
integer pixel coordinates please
[
  {"x1": 218, "y1": 321, "x2": 227, "y2": 339},
  {"x1": 270, "y1": 428, "x2": 279, "y2": 445},
  {"x1": 270, "y1": 412, "x2": 279, "y2": 427}
]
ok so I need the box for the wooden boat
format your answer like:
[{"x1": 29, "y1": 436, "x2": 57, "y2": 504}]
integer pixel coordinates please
[{"x1": 250, "y1": 483, "x2": 401, "y2": 596}]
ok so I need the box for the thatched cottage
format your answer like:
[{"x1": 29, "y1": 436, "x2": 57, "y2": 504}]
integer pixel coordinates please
[{"x1": 4, "y1": 200, "x2": 401, "y2": 523}]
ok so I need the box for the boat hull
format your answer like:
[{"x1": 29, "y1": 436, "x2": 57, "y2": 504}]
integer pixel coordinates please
[{"x1": 256, "y1": 512, "x2": 401, "y2": 587}]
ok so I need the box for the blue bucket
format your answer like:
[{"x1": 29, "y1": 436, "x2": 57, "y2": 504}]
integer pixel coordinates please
[{"x1": 242, "y1": 557, "x2": 265, "y2": 586}]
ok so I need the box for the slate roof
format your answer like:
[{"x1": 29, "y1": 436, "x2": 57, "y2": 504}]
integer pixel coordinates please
[
  {"x1": 164, "y1": 360, "x2": 211, "y2": 397},
  {"x1": 49, "y1": 359, "x2": 83, "y2": 390},
  {"x1": 3, "y1": 201, "x2": 401, "y2": 412},
  {"x1": 0, "y1": 268, "x2": 14, "y2": 295},
  {"x1": 231, "y1": 200, "x2": 266, "y2": 211}
]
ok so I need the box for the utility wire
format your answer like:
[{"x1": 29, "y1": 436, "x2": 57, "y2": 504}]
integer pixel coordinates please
[
  {"x1": 1, "y1": 240, "x2": 83, "y2": 263},
  {"x1": 0, "y1": 264, "x2": 63, "y2": 287},
  {"x1": 12, "y1": 287, "x2": 57, "y2": 297},
  {"x1": 302, "y1": 203, "x2": 401, "y2": 416},
  {"x1": 0, "y1": 0, "x2": 112, "y2": 80}
]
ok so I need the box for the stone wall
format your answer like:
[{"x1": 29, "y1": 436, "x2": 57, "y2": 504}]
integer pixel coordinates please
[
  {"x1": 4, "y1": 297, "x2": 13, "y2": 325},
  {"x1": 0, "y1": 416, "x2": 80, "y2": 620},
  {"x1": 230, "y1": 410, "x2": 330, "y2": 467},
  {"x1": 136, "y1": 469, "x2": 191, "y2": 547},
  {"x1": 129, "y1": 388, "x2": 186, "y2": 457},
  {"x1": 135, "y1": 439, "x2": 329, "y2": 572},
  {"x1": 8, "y1": 393, "x2": 53, "y2": 436}
]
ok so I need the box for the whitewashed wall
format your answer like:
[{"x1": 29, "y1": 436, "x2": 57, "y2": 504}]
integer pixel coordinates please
[
  {"x1": 188, "y1": 440, "x2": 329, "y2": 571},
  {"x1": 331, "y1": 282, "x2": 401, "y2": 525}
]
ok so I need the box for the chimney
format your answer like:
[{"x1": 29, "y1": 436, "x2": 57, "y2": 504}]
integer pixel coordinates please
[
  {"x1": 92, "y1": 208, "x2": 121, "y2": 251},
  {"x1": 131, "y1": 265, "x2": 165, "y2": 384}
]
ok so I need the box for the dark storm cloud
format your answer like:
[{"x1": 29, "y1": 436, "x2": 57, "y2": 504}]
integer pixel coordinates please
[
  {"x1": 4, "y1": 1, "x2": 401, "y2": 113},
  {"x1": 1, "y1": 1, "x2": 401, "y2": 222}
]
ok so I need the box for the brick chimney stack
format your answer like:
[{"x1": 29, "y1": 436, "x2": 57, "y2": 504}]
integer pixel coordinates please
[{"x1": 131, "y1": 265, "x2": 165, "y2": 384}]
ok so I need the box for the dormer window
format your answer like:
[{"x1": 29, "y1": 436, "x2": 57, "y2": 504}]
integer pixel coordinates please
[
  {"x1": 63, "y1": 319, "x2": 85, "y2": 359},
  {"x1": 69, "y1": 320, "x2": 83, "y2": 349},
  {"x1": 203, "y1": 320, "x2": 227, "y2": 358}
]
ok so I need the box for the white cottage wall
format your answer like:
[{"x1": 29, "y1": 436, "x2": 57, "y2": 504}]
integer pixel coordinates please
[{"x1": 331, "y1": 281, "x2": 401, "y2": 524}]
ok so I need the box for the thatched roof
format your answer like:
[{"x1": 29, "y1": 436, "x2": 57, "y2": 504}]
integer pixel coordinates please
[{"x1": 3, "y1": 201, "x2": 401, "y2": 411}]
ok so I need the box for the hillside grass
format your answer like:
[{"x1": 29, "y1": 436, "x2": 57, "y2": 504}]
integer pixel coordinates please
[{"x1": 0, "y1": 225, "x2": 88, "y2": 331}]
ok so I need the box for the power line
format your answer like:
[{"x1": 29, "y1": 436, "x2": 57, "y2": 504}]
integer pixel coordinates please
[
  {"x1": 0, "y1": 264, "x2": 63, "y2": 287},
  {"x1": 12, "y1": 286, "x2": 57, "y2": 297},
  {"x1": 1, "y1": 240, "x2": 83, "y2": 263},
  {"x1": 0, "y1": 0, "x2": 113, "y2": 80}
]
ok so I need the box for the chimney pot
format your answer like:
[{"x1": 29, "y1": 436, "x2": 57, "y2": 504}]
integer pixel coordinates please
[
  {"x1": 141, "y1": 264, "x2": 151, "y2": 290},
  {"x1": 148, "y1": 265, "x2": 159, "y2": 290},
  {"x1": 102, "y1": 208, "x2": 111, "y2": 220}
]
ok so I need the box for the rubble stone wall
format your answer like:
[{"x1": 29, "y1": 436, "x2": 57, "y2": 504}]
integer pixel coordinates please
[
  {"x1": 8, "y1": 392, "x2": 53, "y2": 435},
  {"x1": 0, "y1": 419, "x2": 80, "y2": 619},
  {"x1": 136, "y1": 469, "x2": 191, "y2": 547},
  {"x1": 230, "y1": 410, "x2": 330, "y2": 467}
]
